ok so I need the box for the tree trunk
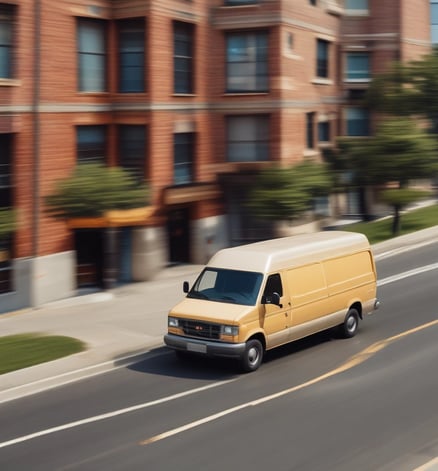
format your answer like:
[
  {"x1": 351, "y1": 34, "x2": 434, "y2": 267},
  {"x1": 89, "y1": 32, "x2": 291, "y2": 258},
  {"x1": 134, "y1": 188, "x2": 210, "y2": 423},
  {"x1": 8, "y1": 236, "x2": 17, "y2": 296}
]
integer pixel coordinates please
[{"x1": 392, "y1": 205, "x2": 401, "y2": 236}]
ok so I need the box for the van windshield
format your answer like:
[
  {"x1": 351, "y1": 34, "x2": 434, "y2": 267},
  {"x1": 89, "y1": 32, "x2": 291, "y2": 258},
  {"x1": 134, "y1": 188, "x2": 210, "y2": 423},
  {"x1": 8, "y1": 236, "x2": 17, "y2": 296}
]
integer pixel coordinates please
[{"x1": 188, "y1": 268, "x2": 263, "y2": 306}]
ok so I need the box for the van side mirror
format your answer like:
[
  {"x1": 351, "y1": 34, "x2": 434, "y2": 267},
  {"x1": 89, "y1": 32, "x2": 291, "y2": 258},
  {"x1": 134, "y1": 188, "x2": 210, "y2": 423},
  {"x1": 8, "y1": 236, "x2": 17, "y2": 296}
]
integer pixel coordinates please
[
  {"x1": 262, "y1": 292, "x2": 282, "y2": 307},
  {"x1": 183, "y1": 281, "x2": 189, "y2": 293}
]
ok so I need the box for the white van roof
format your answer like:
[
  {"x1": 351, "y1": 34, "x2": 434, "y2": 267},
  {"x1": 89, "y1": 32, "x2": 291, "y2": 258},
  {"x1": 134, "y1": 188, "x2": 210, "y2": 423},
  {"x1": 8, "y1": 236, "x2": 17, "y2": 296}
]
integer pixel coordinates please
[{"x1": 207, "y1": 231, "x2": 370, "y2": 273}]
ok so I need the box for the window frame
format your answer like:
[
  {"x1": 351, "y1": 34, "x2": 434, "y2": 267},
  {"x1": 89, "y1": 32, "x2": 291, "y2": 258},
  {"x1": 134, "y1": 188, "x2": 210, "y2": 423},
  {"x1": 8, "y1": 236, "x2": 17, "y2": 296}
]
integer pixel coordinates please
[
  {"x1": 76, "y1": 125, "x2": 107, "y2": 164},
  {"x1": 226, "y1": 115, "x2": 270, "y2": 162},
  {"x1": 226, "y1": 30, "x2": 269, "y2": 93},
  {"x1": 173, "y1": 132, "x2": 195, "y2": 185},
  {"x1": 173, "y1": 21, "x2": 194, "y2": 95},
  {"x1": 0, "y1": 4, "x2": 14, "y2": 79},
  {"x1": 345, "y1": 52, "x2": 370, "y2": 82},
  {"x1": 118, "y1": 18, "x2": 145, "y2": 93},
  {"x1": 118, "y1": 125, "x2": 147, "y2": 181},
  {"x1": 345, "y1": 107, "x2": 370, "y2": 137},
  {"x1": 316, "y1": 38, "x2": 329, "y2": 79},
  {"x1": 77, "y1": 18, "x2": 107, "y2": 93}
]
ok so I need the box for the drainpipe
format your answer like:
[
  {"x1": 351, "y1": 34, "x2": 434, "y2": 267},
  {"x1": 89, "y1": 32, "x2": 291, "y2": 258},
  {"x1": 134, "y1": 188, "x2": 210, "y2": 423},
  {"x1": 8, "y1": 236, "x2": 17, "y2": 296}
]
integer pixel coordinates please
[{"x1": 31, "y1": 0, "x2": 41, "y2": 307}]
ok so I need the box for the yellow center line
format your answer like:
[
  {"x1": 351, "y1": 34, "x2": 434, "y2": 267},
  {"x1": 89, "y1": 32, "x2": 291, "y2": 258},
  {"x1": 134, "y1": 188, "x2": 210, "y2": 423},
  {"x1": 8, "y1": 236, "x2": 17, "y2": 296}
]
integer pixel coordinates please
[{"x1": 141, "y1": 318, "x2": 438, "y2": 445}]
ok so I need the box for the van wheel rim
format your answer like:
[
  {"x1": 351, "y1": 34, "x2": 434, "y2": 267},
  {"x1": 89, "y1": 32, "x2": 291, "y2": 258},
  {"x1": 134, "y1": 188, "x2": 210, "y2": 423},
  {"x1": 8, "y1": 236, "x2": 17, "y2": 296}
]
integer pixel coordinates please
[
  {"x1": 347, "y1": 316, "x2": 357, "y2": 332},
  {"x1": 248, "y1": 347, "x2": 260, "y2": 366}
]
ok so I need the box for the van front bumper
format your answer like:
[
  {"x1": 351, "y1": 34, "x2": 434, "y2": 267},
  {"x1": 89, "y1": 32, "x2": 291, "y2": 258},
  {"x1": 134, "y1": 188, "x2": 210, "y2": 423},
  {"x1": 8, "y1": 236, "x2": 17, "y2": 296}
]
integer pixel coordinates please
[{"x1": 164, "y1": 334, "x2": 246, "y2": 359}]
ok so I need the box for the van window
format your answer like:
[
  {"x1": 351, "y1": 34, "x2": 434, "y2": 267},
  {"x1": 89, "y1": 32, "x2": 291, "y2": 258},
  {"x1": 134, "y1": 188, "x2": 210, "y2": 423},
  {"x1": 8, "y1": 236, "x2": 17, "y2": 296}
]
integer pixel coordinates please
[
  {"x1": 263, "y1": 273, "x2": 283, "y2": 297},
  {"x1": 286, "y1": 263, "x2": 327, "y2": 306},
  {"x1": 188, "y1": 268, "x2": 263, "y2": 306}
]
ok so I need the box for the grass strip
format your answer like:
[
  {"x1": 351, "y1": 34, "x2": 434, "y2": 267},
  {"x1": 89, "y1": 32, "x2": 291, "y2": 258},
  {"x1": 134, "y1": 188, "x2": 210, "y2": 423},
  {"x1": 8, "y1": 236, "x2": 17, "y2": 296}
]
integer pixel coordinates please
[
  {"x1": 0, "y1": 333, "x2": 86, "y2": 375},
  {"x1": 342, "y1": 203, "x2": 438, "y2": 244}
]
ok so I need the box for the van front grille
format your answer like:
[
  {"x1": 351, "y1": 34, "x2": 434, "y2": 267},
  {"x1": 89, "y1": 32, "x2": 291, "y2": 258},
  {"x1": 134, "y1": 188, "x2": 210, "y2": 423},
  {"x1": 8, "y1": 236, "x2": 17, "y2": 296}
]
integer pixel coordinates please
[{"x1": 180, "y1": 320, "x2": 221, "y2": 340}]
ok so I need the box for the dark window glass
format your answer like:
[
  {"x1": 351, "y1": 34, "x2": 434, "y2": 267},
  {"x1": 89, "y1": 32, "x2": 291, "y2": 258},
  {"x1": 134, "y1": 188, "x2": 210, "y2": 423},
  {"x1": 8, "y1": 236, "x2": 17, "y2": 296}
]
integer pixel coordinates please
[
  {"x1": 346, "y1": 108, "x2": 370, "y2": 136},
  {"x1": 174, "y1": 133, "x2": 195, "y2": 184},
  {"x1": 317, "y1": 39, "x2": 329, "y2": 78},
  {"x1": 345, "y1": 0, "x2": 368, "y2": 9},
  {"x1": 0, "y1": 5, "x2": 13, "y2": 78},
  {"x1": 263, "y1": 273, "x2": 283, "y2": 297},
  {"x1": 225, "y1": 1, "x2": 258, "y2": 5},
  {"x1": 77, "y1": 18, "x2": 107, "y2": 92},
  {"x1": 318, "y1": 121, "x2": 330, "y2": 142},
  {"x1": 226, "y1": 31, "x2": 268, "y2": 92},
  {"x1": 174, "y1": 21, "x2": 194, "y2": 94},
  {"x1": 227, "y1": 115, "x2": 269, "y2": 162},
  {"x1": 0, "y1": 236, "x2": 12, "y2": 294},
  {"x1": 118, "y1": 19, "x2": 145, "y2": 93},
  {"x1": 76, "y1": 126, "x2": 107, "y2": 163},
  {"x1": 0, "y1": 133, "x2": 12, "y2": 207},
  {"x1": 118, "y1": 125, "x2": 146, "y2": 180},
  {"x1": 306, "y1": 112, "x2": 315, "y2": 148}
]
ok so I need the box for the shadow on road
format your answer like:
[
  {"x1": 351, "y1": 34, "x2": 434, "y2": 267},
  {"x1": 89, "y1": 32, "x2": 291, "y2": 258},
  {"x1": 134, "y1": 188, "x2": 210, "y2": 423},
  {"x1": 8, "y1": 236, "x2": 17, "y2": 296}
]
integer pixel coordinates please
[{"x1": 126, "y1": 329, "x2": 338, "y2": 379}]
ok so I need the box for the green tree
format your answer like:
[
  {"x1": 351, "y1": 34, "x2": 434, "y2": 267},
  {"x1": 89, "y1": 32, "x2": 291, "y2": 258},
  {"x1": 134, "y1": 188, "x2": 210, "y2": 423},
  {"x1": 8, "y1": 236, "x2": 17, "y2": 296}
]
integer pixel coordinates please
[
  {"x1": 367, "y1": 50, "x2": 438, "y2": 134},
  {"x1": 337, "y1": 118, "x2": 437, "y2": 235},
  {"x1": 247, "y1": 162, "x2": 333, "y2": 223},
  {"x1": 45, "y1": 163, "x2": 150, "y2": 219}
]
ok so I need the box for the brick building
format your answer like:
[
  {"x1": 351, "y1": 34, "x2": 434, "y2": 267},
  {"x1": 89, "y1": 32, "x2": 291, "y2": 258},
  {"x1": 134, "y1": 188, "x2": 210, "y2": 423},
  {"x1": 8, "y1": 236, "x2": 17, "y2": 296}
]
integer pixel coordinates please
[{"x1": 0, "y1": 0, "x2": 431, "y2": 312}]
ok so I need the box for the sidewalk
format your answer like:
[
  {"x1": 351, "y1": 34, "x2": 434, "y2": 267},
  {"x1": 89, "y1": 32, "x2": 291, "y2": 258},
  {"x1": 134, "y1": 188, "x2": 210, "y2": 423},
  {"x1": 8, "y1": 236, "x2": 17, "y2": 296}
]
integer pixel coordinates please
[{"x1": 1, "y1": 225, "x2": 438, "y2": 403}]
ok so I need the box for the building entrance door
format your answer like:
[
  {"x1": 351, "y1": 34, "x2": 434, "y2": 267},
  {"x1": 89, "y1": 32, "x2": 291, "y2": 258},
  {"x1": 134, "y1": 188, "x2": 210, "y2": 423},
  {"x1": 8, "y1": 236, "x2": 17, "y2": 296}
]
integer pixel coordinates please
[
  {"x1": 167, "y1": 208, "x2": 190, "y2": 264},
  {"x1": 74, "y1": 229, "x2": 104, "y2": 288}
]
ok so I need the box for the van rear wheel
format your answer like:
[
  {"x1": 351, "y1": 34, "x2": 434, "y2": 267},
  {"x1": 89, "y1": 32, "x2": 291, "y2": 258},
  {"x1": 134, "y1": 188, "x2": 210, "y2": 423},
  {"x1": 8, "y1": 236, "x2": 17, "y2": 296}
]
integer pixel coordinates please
[
  {"x1": 240, "y1": 339, "x2": 263, "y2": 373},
  {"x1": 339, "y1": 308, "x2": 359, "y2": 338}
]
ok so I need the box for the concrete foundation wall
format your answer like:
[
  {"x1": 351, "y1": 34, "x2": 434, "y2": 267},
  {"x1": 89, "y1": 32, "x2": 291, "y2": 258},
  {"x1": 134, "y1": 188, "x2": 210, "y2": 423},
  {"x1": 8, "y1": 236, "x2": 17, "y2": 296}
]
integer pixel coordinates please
[
  {"x1": 131, "y1": 226, "x2": 168, "y2": 281},
  {"x1": 0, "y1": 251, "x2": 75, "y2": 314},
  {"x1": 191, "y1": 215, "x2": 229, "y2": 264}
]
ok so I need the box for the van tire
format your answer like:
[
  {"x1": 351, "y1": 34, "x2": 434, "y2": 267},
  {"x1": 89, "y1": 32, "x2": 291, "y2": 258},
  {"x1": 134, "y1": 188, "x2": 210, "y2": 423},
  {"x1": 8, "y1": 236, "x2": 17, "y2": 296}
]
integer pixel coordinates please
[
  {"x1": 339, "y1": 308, "x2": 359, "y2": 338},
  {"x1": 240, "y1": 339, "x2": 263, "y2": 372}
]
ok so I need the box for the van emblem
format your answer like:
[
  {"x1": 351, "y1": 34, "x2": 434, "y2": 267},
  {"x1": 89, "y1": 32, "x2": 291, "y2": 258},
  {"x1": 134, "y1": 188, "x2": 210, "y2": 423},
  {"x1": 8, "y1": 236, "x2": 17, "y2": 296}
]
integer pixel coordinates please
[{"x1": 195, "y1": 325, "x2": 203, "y2": 331}]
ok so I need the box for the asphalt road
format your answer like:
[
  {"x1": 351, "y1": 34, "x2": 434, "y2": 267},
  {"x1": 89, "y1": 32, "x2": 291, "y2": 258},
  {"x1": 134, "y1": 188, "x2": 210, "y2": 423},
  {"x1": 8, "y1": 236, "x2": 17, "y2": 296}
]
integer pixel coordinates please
[{"x1": 1, "y1": 241, "x2": 438, "y2": 471}]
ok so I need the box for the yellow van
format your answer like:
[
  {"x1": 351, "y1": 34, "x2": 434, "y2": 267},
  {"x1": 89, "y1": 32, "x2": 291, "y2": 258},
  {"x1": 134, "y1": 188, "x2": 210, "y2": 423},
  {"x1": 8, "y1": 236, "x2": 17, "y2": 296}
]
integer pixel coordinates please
[{"x1": 164, "y1": 231, "x2": 379, "y2": 372}]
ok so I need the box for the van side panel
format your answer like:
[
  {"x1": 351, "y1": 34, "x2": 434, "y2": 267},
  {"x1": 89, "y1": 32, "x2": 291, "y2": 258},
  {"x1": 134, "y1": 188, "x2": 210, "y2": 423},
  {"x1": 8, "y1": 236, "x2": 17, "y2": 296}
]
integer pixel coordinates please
[
  {"x1": 323, "y1": 251, "x2": 377, "y2": 315},
  {"x1": 285, "y1": 264, "x2": 329, "y2": 327}
]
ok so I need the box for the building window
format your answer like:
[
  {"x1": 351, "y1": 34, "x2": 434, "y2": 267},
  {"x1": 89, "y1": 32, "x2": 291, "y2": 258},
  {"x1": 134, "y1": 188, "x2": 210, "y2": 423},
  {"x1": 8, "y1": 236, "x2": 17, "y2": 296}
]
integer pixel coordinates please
[
  {"x1": 118, "y1": 125, "x2": 146, "y2": 180},
  {"x1": 174, "y1": 133, "x2": 195, "y2": 184},
  {"x1": 345, "y1": 0, "x2": 368, "y2": 10},
  {"x1": 225, "y1": 1, "x2": 258, "y2": 5},
  {"x1": 77, "y1": 126, "x2": 107, "y2": 163},
  {"x1": 0, "y1": 133, "x2": 13, "y2": 294},
  {"x1": 174, "y1": 21, "x2": 194, "y2": 94},
  {"x1": 227, "y1": 115, "x2": 269, "y2": 162},
  {"x1": 346, "y1": 108, "x2": 370, "y2": 136},
  {"x1": 77, "y1": 18, "x2": 107, "y2": 92},
  {"x1": 226, "y1": 31, "x2": 268, "y2": 93},
  {"x1": 316, "y1": 39, "x2": 329, "y2": 78},
  {"x1": 0, "y1": 4, "x2": 13, "y2": 79},
  {"x1": 118, "y1": 19, "x2": 145, "y2": 93},
  {"x1": 306, "y1": 112, "x2": 315, "y2": 148},
  {"x1": 432, "y1": 1, "x2": 438, "y2": 44},
  {"x1": 345, "y1": 52, "x2": 370, "y2": 81},
  {"x1": 318, "y1": 121, "x2": 330, "y2": 142}
]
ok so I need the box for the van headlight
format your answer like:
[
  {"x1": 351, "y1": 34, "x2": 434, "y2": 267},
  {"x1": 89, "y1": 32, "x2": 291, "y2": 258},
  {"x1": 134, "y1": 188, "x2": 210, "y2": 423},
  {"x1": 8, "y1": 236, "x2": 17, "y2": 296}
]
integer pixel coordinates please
[
  {"x1": 221, "y1": 325, "x2": 239, "y2": 336},
  {"x1": 168, "y1": 317, "x2": 179, "y2": 328}
]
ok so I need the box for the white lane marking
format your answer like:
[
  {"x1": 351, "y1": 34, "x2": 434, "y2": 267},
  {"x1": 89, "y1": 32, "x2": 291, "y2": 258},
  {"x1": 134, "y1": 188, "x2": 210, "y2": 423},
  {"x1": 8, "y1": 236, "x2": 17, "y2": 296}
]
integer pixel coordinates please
[
  {"x1": 0, "y1": 349, "x2": 167, "y2": 405},
  {"x1": 412, "y1": 457, "x2": 438, "y2": 471},
  {"x1": 0, "y1": 379, "x2": 236, "y2": 449},
  {"x1": 2, "y1": 262, "x2": 438, "y2": 448},
  {"x1": 378, "y1": 263, "x2": 438, "y2": 287},
  {"x1": 374, "y1": 238, "x2": 438, "y2": 261},
  {"x1": 141, "y1": 319, "x2": 438, "y2": 445}
]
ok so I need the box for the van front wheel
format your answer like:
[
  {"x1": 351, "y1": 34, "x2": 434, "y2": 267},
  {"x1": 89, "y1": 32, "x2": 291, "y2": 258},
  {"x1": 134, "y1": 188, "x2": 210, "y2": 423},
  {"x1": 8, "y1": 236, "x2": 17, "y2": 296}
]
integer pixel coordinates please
[
  {"x1": 339, "y1": 308, "x2": 359, "y2": 338},
  {"x1": 240, "y1": 339, "x2": 263, "y2": 373}
]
